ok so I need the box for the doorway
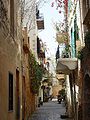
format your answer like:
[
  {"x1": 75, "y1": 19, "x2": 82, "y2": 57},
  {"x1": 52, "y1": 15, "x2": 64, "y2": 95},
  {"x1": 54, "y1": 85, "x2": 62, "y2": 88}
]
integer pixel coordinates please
[
  {"x1": 16, "y1": 70, "x2": 20, "y2": 120},
  {"x1": 22, "y1": 76, "x2": 26, "y2": 120},
  {"x1": 83, "y1": 74, "x2": 90, "y2": 120}
]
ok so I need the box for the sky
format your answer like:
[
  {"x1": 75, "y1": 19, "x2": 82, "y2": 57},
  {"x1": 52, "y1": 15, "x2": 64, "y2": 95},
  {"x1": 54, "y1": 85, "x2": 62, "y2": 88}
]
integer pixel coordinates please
[
  {"x1": 37, "y1": 0, "x2": 64, "y2": 75},
  {"x1": 38, "y1": 0, "x2": 64, "y2": 58}
]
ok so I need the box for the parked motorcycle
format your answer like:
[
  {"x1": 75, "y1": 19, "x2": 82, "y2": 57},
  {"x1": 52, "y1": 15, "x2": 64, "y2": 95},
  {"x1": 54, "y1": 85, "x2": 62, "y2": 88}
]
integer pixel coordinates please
[{"x1": 57, "y1": 95, "x2": 62, "y2": 104}]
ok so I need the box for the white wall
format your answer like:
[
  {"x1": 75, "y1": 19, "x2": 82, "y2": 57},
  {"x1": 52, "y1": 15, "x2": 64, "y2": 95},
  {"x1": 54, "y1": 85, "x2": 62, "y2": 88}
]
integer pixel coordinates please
[{"x1": 23, "y1": 0, "x2": 38, "y2": 58}]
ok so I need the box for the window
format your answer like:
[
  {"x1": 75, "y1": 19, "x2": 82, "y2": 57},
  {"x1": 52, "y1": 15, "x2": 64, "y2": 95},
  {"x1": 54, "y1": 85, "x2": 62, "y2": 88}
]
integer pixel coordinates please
[{"x1": 8, "y1": 73, "x2": 13, "y2": 111}]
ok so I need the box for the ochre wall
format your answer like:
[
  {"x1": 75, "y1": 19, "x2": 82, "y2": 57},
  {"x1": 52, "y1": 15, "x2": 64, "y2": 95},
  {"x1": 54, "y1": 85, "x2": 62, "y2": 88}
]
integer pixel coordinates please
[{"x1": 52, "y1": 85, "x2": 62, "y2": 98}]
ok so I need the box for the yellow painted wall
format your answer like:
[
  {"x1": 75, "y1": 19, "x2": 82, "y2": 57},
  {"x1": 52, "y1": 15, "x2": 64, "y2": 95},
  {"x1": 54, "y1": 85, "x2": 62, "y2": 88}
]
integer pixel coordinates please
[{"x1": 52, "y1": 85, "x2": 62, "y2": 97}]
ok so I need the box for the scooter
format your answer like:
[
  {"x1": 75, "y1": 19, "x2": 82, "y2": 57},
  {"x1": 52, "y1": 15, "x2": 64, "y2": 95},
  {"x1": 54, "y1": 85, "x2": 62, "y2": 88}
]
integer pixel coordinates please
[
  {"x1": 57, "y1": 95, "x2": 62, "y2": 104},
  {"x1": 58, "y1": 98, "x2": 62, "y2": 104}
]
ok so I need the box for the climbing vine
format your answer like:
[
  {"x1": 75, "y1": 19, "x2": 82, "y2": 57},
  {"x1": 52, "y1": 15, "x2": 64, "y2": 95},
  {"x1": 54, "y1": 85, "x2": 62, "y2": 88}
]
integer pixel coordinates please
[{"x1": 28, "y1": 51, "x2": 43, "y2": 94}]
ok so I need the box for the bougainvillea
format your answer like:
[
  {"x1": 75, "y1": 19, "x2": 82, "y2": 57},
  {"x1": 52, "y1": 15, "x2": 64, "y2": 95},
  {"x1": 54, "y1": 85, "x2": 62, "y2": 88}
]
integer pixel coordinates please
[
  {"x1": 51, "y1": 0, "x2": 68, "y2": 30},
  {"x1": 51, "y1": 0, "x2": 68, "y2": 14}
]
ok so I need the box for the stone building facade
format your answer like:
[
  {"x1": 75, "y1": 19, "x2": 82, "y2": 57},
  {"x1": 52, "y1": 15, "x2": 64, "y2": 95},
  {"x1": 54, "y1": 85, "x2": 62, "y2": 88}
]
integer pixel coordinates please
[
  {"x1": 79, "y1": 0, "x2": 90, "y2": 120},
  {"x1": 0, "y1": 0, "x2": 22, "y2": 120}
]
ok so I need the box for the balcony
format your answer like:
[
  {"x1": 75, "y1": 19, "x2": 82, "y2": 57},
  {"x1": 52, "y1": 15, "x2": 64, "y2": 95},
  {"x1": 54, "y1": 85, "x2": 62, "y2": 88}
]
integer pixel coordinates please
[
  {"x1": 83, "y1": 0, "x2": 90, "y2": 25},
  {"x1": 56, "y1": 58, "x2": 78, "y2": 75},
  {"x1": 36, "y1": 13, "x2": 44, "y2": 30}
]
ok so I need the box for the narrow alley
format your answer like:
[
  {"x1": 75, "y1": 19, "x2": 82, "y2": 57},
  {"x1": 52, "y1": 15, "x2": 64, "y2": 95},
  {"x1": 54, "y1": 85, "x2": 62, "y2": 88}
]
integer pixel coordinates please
[
  {"x1": 30, "y1": 100, "x2": 69, "y2": 120},
  {"x1": 0, "y1": 0, "x2": 90, "y2": 120}
]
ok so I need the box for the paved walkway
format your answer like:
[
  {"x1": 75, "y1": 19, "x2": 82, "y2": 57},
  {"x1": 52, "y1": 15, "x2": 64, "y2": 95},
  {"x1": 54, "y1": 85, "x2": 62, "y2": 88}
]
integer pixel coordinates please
[{"x1": 30, "y1": 101, "x2": 70, "y2": 120}]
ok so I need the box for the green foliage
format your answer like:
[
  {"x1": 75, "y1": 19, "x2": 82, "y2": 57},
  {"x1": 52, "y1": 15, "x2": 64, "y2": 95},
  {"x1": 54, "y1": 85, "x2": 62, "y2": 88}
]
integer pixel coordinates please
[
  {"x1": 55, "y1": 22, "x2": 65, "y2": 32},
  {"x1": 65, "y1": 44, "x2": 71, "y2": 52},
  {"x1": 58, "y1": 89, "x2": 65, "y2": 97},
  {"x1": 56, "y1": 25, "x2": 60, "y2": 31},
  {"x1": 28, "y1": 51, "x2": 43, "y2": 94},
  {"x1": 62, "y1": 44, "x2": 71, "y2": 58},
  {"x1": 77, "y1": 50, "x2": 83, "y2": 60},
  {"x1": 77, "y1": 46, "x2": 85, "y2": 60}
]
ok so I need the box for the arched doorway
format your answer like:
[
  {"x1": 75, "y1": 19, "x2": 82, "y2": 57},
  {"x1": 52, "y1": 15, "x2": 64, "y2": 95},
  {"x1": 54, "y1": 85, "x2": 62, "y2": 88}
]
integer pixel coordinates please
[{"x1": 83, "y1": 74, "x2": 90, "y2": 120}]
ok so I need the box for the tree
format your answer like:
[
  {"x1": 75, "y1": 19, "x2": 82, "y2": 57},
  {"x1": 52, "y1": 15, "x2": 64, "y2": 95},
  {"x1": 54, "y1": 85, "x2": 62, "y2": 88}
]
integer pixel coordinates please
[
  {"x1": 20, "y1": 0, "x2": 48, "y2": 31},
  {"x1": 28, "y1": 51, "x2": 44, "y2": 94}
]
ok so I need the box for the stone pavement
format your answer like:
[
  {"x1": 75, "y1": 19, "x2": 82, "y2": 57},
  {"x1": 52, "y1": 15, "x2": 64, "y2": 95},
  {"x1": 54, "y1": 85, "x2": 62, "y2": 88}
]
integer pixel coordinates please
[{"x1": 30, "y1": 101, "x2": 71, "y2": 120}]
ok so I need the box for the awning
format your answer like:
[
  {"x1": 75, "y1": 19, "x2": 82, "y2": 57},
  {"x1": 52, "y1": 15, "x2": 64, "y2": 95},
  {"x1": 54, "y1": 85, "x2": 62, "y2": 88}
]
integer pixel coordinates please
[{"x1": 56, "y1": 58, "x2": 78, "y2": 75}]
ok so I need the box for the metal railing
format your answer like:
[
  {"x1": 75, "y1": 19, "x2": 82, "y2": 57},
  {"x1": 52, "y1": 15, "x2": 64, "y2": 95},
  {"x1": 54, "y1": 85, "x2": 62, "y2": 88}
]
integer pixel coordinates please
[{"x1": 36, "y1": 13, "x2": 44, "y2": 21}]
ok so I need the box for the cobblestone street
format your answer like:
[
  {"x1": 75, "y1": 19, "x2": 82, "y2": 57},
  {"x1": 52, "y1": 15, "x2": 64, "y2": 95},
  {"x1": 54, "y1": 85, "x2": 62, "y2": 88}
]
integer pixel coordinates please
[{"x1": 30, "y1": 101, "x2": 69, "y2": 120}]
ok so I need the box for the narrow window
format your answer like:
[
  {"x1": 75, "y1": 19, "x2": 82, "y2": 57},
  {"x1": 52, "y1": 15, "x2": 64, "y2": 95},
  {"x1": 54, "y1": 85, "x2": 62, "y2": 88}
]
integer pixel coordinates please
[{"x1": 8, "y1": 73, "x2": 13, "y2": 111}]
